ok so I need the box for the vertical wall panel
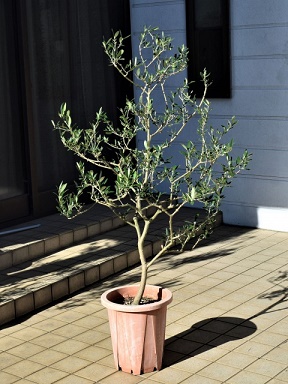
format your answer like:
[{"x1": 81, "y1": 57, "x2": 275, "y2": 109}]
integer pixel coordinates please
[{"x1": 130, "y1": 0, "x2": 288, "y2": 231}]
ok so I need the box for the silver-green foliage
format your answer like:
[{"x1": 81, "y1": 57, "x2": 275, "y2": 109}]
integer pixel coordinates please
[{"x1": 53, "y1": 27, "x2": 251, "y2": 304}]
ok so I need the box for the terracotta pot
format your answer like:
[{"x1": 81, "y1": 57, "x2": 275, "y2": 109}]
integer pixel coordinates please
[{"x1": 101, "y1": 285, "x2": 173, "y2": 375}]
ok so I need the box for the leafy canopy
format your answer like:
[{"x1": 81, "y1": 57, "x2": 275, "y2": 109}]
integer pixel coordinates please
[{"x1": 52, "y1": 26, "x2": 251, "y2": 304}]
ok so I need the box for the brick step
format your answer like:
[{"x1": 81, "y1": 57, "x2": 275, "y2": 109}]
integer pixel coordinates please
[{"x1": 0, "y1": 207, "x2": 222, "y2": 326}]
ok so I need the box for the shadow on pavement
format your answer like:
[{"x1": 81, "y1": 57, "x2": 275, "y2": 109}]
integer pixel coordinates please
[{"x1": 164, "y1": 316, "x2": 257, "y2": 367}]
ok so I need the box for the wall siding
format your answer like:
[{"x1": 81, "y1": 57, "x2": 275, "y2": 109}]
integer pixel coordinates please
[{"x1": 130, "y1": 0, "x2": 288, "y2": 231}]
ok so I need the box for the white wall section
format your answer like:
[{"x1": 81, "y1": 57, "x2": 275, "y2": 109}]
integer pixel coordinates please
[{"x1": 130, "y1": 0, "x2": 288, "y2": 231}]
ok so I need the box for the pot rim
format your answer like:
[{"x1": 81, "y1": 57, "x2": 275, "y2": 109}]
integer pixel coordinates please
[{"x1": 101, "y1": 284, "x2": 173, "y2": 313}]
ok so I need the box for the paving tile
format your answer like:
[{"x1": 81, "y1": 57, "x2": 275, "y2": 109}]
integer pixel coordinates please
[
  {"x1": 0, "y1": 352, "x2": 22, "y2": 369},
  {"x1": 71, "y1": 314, "x2": 107, "y2": 329},
  {"x1": 7, "y1": 341, "x2": 45, "y2": 358},
  {"x1": 52, "y1": 309, "x2": 87, "y2": 324},
  {"x1": 198, "y1": 361, "x2": 240, "y2": 381},
  {"x1": 246, "y1": 357, "x2": 287, "y2": 378},
  {"x1": 226, "y1": 370, "x2": 271, "y2": 384},
  {"x1": 267, "y1": 379, "x2": 288, "y2": 384},
  {"x1": 165, "y1": 322, "x2": 193, "y2": 337},
  {"x1": 97, "y1": 353, "x2": 115, "y2": 369},
  {"x1": 137, "y1": 378, "x2": 166, "y2": 384},
  {"x1": 251, "y1": 331, "x2": 288, "y2": 347},
  {"x1": 51, "y1": 339, "x2": 89, "y2": 355},
  {"x1": 0, "y1": 335, "x2": 25, "y2": 351},
  {"x1": 243, "y1": 316, "x2": 278, "y2": 332},
  {"x1": 209, "y1": 270, "x2": 237, "y2": 281},
  {"x1": 268, "y1": 321, "x2": 288, "y2": 336},
  {"x1": 263, "y1": 347, "x2": 288, "y2": 364},
  {"x1": 26, "y1": 366, "x2": 68, "y2": 384},
  {"x1": 9, "y1": 326, "x2": 46, "y2": 341},
  {"x1": 184, "y1": 329, "x2": 222, "y2": 345},
  {"x1": 178, "y1": 375, "x2": 222, "y2": 383},
  {"x1": 0, "y1": 322, "x2": 27, "y2": 335},
  {"x1": 169, "y1": 303, "x2": 201, "y2": 318},
  {"x1": 165, "y1": 337, "x2": 203, "y2": 355},
  {"x1": 186, "y1": 293, "x2": 218, "y2": 306},
  {"x1": 74, "y1": 345, "x2": 112, "y2": 362},
  {"x1": 29, "y1": 349, "x2": 68, "y2": 366},
  {"x1": 147, "y1": 366, "x2": 192, "y2": 384},
  {"x1": 162, "y1": 349, "x2": 185, "y2": 367},
  {"x1": 0, "y1": 371, "x2": 19, "y2": 384},
  {"x1": 234, "y1": 341, "x2": 275, "y2": 357},
  {"x1": 216, "y1": 351, "x2": 257, "y2": 369},
  {"x1": 74, "y1": 362, "x2": 116, "y2": 382},
  {"x1": 68, "y1": 301, "x2": 104, "y2": 316},
  {"x1": 53, "y1": 375, "x2": 94, "y2": 383},
  {"x1": 31, "y1": 333, "x2": 67, "y2": 348},
  {"x1": 99, "y1": 370, "x2": 144, "y2": 383},
  {"x1": 91, "y1": 336, "x2": 111, "y2": 351},
  {"x1": 3, "y1": 359, "x2": 44, "y2": 378},
  {"x1": 166, "y1": 308, "x2": 188, "y2": 324},
  {"x1": 51, "y1": 355, "x2": 90, "y2": 373},
  {"x1": 174, "y1": 356, "x2": 212, "y2": 373},
  {"x1": 92, "y1": 321, "x2": 111, "y2": 335},
  {"x1": 274, "y1": 368, "x2": 288, "y2": 382},
  {"x1": 191, "y1": 345, "x2": 230, "y2": 361},
  {"x1": 73, "y1": 329, "x2": 110, "y2": 345},
  {"x1": 52, "y1": 323, "x2": 87, "y2": 338},
  {"x1": 32, "y1": 318, "x2": 67, "y2": 332}
]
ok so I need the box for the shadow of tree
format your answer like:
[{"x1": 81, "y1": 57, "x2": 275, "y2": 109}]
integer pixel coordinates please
[
  {"x1": 161, "y1": 271, "x2": 288, "y2": 368},
  {"x1": 163, "y1": 316, "x2": 257, "y2": 367},
  {"x1": 253, "y1": 270, "x2": 288, "y2": 318}
]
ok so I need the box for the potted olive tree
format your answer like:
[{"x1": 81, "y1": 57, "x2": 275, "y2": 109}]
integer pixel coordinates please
[{"x1": 53, "y1": 27, "x2": 250, "y2": 375}]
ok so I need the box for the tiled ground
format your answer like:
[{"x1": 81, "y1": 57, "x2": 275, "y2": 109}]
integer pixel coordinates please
[{"x1": 0, "y1": 224, "x2": 287, "y2": 383}]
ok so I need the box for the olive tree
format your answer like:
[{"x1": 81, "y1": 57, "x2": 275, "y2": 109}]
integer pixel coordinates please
[{"x1": 52, "y1": 27, "x2": 250, "y2": 305}]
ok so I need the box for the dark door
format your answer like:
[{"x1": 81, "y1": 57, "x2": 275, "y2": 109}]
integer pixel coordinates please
[
  {"x1": 0, "y1": 0, "x2": 30, "y2": 224},
  {"x1": 0, "y1": 0, "x2": 131, "y2": 226}
]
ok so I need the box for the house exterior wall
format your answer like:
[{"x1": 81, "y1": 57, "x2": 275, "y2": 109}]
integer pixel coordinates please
[{"x1": 130, "y1": 0, "x2": 288, "y2": 231}]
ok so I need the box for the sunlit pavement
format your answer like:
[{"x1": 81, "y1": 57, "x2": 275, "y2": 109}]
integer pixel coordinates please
[{"x1": 0, "y1": 223, "x2": 288, "y2": 383}]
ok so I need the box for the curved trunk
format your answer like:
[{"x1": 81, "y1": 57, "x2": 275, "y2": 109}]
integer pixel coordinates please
[
  {"x1": 132, "y1": 219, "x2": 149, "y2": 305},
  {"x1": 132, "y1": 260, "x2": 147, "y2": 305}
]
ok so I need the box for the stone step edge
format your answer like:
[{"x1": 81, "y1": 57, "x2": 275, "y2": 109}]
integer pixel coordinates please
[
  {"x1": 0, "y1": 213, "x2": 130, "y2": 271},
  {"x1": 0, "y1": 239, "x2": 159, "y2": 326},
  {"x1": 0, "y1": 211, "x2": 222, "y2": 326},
  {"x1": 0, "y1": 205, "x2": 162, "y2": 271}
]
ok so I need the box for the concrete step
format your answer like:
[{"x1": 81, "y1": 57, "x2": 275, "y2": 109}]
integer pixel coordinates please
[{"x1": 0, "y1": 206, "x2": 222, "y2": 326}]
